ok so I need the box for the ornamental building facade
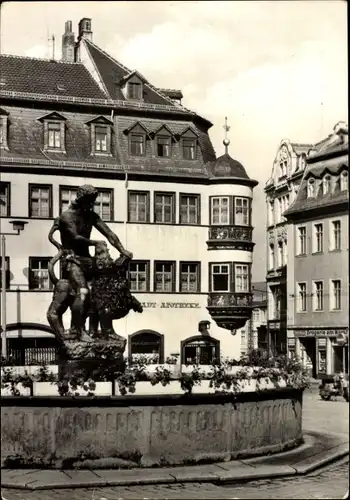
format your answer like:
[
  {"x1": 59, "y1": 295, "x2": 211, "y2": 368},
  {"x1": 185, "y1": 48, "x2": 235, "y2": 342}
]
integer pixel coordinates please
[
  {"x1": 285, "y1": 124, "x2": 349, "y2": 377},
  {"x1": 0, "y1": 18, "x2": 258, "y2": 366},
  {"x1": 264, "y1": 140, "x2": 311, "y2": 355}
]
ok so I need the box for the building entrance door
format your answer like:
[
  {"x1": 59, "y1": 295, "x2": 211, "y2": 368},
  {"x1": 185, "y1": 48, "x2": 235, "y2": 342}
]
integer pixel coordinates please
[
  {"x1": 333, "y1": 345, "x2": 348, "y2": 374},
  {"x1": 299, "y1": 337, "x2": 317, "y2": 378}
]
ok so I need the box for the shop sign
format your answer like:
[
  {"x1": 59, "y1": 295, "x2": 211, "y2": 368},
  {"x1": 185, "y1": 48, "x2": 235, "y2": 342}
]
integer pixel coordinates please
[
  {"x1": 295, "y1": 329, "x2": 348, "y2": 338},
  {"x1": 141, "y1": 301, "x2": 200, "y2": 309}
]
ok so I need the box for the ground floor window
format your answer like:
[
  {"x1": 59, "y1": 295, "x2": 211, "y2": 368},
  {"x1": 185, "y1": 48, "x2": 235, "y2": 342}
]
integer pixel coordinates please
[
  {"x1": 128, "y1": 330, "x2": 164, "y2": 364},
  {"x1": 7, "y1": 336, "x2": 58, "y2": 365},
  {"x1": 181, "y1": 335, "x2": 220, "y2": 365}
]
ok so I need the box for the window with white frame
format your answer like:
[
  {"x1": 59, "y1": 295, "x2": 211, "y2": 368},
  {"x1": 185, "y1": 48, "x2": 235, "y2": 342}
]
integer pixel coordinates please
[
  {"x1": 95, "y1": 126, "x2": 108, "y2": 152},
  {"x1": 154, "y1": 192, "x2": 175, "y2": 224},
  {"x1": 235, "y1": 264, "x2": 249, "y2": 292},
  {"x1": 180, "y1": 262, "x2": 200, "y2": 292},
  {"x1": 29, "y1": 257, "x2": 52, "y2": 290},
  {"x1": 211, "y1": 197, "x2": 229, "y2": 225},
  {"x1": 323, "y1": 175, "x2": 331, "y2": 195},
  {"x1": 0, "y1": 181, "x2": 10, "y2": 216},
  {"x1": 307, "y1": 178, "x2": 315, "y2": 198},
  {"x1": 330, "y1": 220, "x2": 341, "y2": 251},
  {"x1": 271, "y1": 286, "x2": 281, "y2": 319},
  {"x1": 179, "y1": 194, "x2": 200, "y2": 224},
  {"x1": 182, "y1": 138, "x2": 196, "y2": 160},
  {"x1": 234, "y1": 197, "x2": 249, "y2": 225},
  {"x1": 252, "y1": 309, "x2": 260, "y2": 322},
  {"x1": 313, "y1": 223, "x2": 323, "y2": 253},
  {"x1": 60, "y1": 187, "x2": 78, "y2": 213},
  {"x1": 0, "y1": 114, "x2": 8, "y2": 148},
  {"x1": 340, "y1": 171, "x2": 348, "y2": 191},
  {"x1": 47, "y1": 122, "x2": 62, "y2": 149},
  {"x1": 130, "y1": 133, "x2": 145, "y2": 156},
  {"x1": 297, "y1": 226, "x2": 307, "y2": 255},
  {"x1": 268, "y1": 244, "x2": 275, "y2": 270},
  {"x1": 129, "y1": 261, "x2": 149, "y2": 292},
  {"x1": 297, "y1": 282, "x2": 307, "y2": 312},
  {"x1": 128, "y1": 191, "x2": 149, "y2": 223},
  {"x1": 313, "y1": 281, "x2": 323, "y2": 311},
  {"x1": 330, "y1": 279, "x2": 341, "y2": 310},
  {"x1": 94, "y1": 189, "x2": 113, "y2": 220},
  {"x1": 154, "y1": 261, "x2": 175, "y2": 292},
  {"x1": 29, "y1": 185, "x2": 52, "y2": 218},
  {"x1": 211, "y1": 264, "x2": 230, "y2": 292},
  {"x1": 157, "y1": 136, "x2": 171, "y2": 157}
]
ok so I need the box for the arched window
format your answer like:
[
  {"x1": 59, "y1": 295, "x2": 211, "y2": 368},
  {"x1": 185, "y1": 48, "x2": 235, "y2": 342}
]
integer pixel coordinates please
[
  {"x1": 128, "y1": 330, "x2": 164, "y2": 364},
  {"x1": 181, "y1": 335, "x2": 220, "y2": 365},
  {"x1": 307, "y1": 178, "x2": 315, "y2": 198},
  {"x1": 323, "y1": 175, "x2": 331, "y2": 195},
  {"x1": 340, "y1": 171, "x2": 348, "y2": 192},
  {"x1": 4, "y1": 323, "x2": 59, "y2": 366}
]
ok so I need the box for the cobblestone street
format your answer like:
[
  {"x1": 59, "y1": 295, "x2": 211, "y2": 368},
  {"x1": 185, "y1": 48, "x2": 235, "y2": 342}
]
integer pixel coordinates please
[{"x1": 2, "y1": 390, "x2": 349, "y2": 500}]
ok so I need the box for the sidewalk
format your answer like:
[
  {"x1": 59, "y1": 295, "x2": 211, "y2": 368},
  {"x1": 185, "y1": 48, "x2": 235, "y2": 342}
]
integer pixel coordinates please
[{"x1": 1, "y1": 430, "x2": 348, "y2": 491}]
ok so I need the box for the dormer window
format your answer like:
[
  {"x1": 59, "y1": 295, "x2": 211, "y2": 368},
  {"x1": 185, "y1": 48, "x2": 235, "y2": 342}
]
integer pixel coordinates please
[
  {"x1": 124, "y1": 121, "x2": 149, "y2": 157},
  {"x1": 183, "y1": 138, "x2": 196, "y2": 160},
  {"x1": 307, "y1": 178, "x2": 315, "y2": 198},
  {"x1": 157, "y1": 136, "x2": 171, "y2": 157},
  {"x1": 86, "y1": 116, "x2": 113, "y2": 156},
  {"x1": 153, "y1": 125, "x2": 174, "y2": 158},
  {"x1": 38, "y1": 112, "x2": 66, "y2": 153},
  {"x1": 179, "y1": 126, "x2": 198, "y2": 161},
  {"x1": 130, "y1": 134, "x2": 145, "y2": 156},
  {"x1": 323, "y1": 174, "x2": 331, "y2": 195},
  {"x1": 0, "y1": 108, "x2": 9, "y2": 150},
  {"x1": 128, "y1": 82, "x2": 142, "y2": 100},
  {"x1": 340, "y1": 171, "x2": 348, "y2": 191}
]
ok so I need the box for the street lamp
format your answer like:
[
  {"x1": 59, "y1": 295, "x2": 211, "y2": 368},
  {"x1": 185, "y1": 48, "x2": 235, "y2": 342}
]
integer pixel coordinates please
[{"x1": 1, "y1": 220, "x2": 28, "y2": 358}]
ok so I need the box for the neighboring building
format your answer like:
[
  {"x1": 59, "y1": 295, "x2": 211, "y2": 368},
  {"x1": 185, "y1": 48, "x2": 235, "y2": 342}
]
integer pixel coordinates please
[
  {"x1": 239, "y1": 281, "x2": 267, "y2": 357},
  {"x1": 285, "y1": 123, "x2": 349, "y2": 377},
  {"x1": 264, "y1": 140, "x2": 312, "y2": 355},
  {"x1": 0, "y1": 18, "x2": 258, "y2": 366}
]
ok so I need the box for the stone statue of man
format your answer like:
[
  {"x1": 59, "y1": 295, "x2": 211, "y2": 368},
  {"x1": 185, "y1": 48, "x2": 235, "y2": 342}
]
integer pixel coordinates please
[{"x1": 49, "y1": 184, "x2": 133, "y2": 340}]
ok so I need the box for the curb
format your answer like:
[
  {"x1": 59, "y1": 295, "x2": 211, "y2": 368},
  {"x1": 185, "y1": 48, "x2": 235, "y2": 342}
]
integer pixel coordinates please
[{"x1": 1, "y1": 440, "x2": 348, "y2": 490}]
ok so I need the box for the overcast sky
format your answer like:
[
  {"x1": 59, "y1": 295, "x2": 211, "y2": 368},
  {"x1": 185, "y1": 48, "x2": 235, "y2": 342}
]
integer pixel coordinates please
[{"x1": 1, "y1": 1, "x2": 347, "y2": 281}]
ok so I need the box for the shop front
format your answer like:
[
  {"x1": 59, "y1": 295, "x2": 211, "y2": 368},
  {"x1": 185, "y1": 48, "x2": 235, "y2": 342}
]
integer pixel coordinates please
[{"x1": 290, "y1": 328, "x2": 349, "y2": 378}]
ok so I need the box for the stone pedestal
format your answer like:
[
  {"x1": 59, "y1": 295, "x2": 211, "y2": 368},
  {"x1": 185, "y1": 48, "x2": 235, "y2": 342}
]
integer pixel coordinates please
[{"x1": 58, "y1": 338, "x2": 126, "y2": 385}]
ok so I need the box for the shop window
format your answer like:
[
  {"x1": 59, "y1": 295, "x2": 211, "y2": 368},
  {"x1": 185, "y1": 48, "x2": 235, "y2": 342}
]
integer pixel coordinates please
[
  {"x1": 128, "y1": 330, "x2": 164, "y2": 364},
  {"x1": 181, "y1": 335, "x2": 220, "y2": 365}
]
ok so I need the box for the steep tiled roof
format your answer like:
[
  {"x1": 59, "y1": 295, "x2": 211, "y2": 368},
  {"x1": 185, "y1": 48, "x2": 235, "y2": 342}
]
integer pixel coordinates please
[
  {"x1": 0, "y1": 105, "x2": 216, "y2": 177},
  {"x1": 83, "y1": 40, "x2": 181, "y2": 108},
  {"x1": 0, "y1": 54, "x2": 107, "y2": 99},
  {"x1": 208, "y1": 153, "x2": 250, "y2": 180}
]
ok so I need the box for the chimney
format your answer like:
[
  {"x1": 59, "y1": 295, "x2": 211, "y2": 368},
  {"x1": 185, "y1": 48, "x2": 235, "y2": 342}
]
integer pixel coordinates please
[
  {"x1": 62, "y1": 20, "x2": 75, "y2": 62},
  {"x1": 78, "y1": 18, "x2": 92, "y2": 42}
]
